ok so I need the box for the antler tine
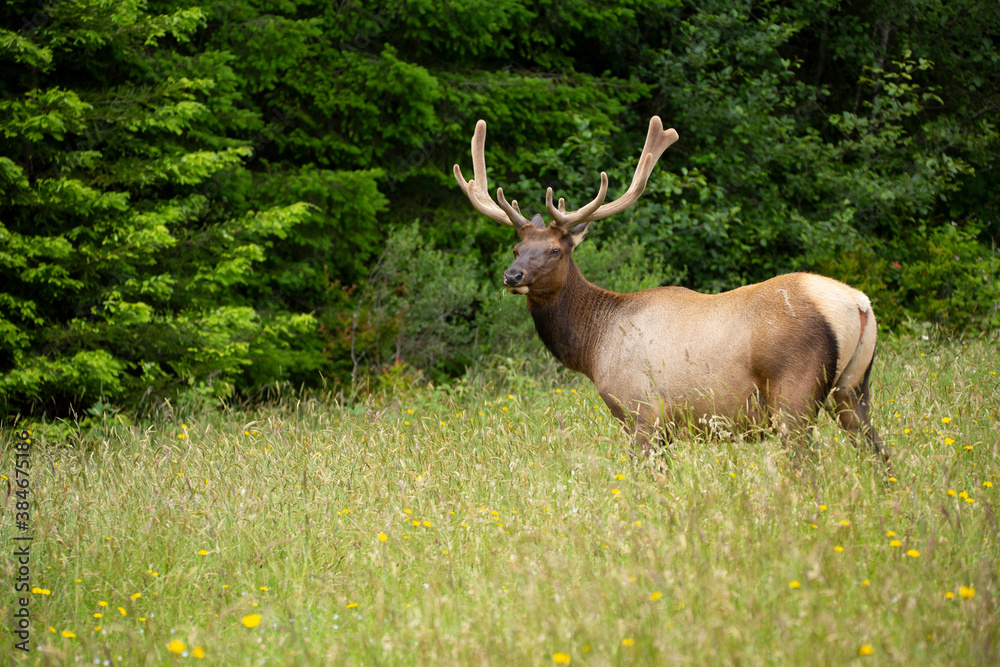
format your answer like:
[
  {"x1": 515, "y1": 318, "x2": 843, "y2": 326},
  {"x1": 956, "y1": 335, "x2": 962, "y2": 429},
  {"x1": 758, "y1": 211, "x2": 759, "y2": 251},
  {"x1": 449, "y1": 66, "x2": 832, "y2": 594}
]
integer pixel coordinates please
[
  {"x1": 496, "y1": 187, "x2": 529, "y2": 225},
  {"x1": 453, "y1": 120, "x2": 530, "y2": 228},
  {"x1": 452, "y1": 165, "x2": 510, "y2": 226},
  {"x1": 544, "y1": 116, "x2": 679, "y2": 229},
  {"x1": 546, "y1": 172, "x2": 610, "y2": 229},
  {"x1": 587, "y1": 116, "x2": 679, "y2": 221}
]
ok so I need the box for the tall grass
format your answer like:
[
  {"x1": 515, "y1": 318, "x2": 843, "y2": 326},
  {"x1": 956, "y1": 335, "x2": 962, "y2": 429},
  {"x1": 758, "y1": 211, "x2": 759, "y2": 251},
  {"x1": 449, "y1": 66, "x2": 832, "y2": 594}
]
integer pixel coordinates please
[{"x1": 2, "y1": 334, "x2": 997, "y2": 665}]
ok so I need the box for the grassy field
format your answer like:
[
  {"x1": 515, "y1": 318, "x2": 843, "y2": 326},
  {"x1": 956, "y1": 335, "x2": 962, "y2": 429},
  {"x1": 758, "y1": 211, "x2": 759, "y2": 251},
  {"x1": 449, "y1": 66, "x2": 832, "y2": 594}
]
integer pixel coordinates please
[{"x1": 2, "y1": 334, "x2": 998, "y2": 665}]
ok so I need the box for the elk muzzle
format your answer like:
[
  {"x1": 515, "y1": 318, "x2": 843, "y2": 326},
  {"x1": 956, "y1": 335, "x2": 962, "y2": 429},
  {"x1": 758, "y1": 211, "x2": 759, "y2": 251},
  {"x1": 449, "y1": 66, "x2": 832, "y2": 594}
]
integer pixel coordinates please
[{"x1": 504, "y1": 266, "x2": 529, "y2": 294}]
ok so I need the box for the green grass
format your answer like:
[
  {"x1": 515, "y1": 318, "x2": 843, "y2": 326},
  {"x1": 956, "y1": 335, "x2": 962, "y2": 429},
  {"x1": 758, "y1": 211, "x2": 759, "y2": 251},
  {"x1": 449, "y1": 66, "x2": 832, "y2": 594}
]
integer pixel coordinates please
[{"x1": 2, "y1": 334, "x2": 998, "y2": 665}]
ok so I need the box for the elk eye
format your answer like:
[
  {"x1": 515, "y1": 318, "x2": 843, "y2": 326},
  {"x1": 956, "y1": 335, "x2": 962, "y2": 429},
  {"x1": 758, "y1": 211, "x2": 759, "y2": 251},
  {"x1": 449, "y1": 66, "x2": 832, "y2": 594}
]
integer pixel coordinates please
[
  {"x1": 549, "y1": 247, "x2": 561, "y2": 257},
  {"x1": 512, "y1": 247, "x2": 519, "y2": 257}
]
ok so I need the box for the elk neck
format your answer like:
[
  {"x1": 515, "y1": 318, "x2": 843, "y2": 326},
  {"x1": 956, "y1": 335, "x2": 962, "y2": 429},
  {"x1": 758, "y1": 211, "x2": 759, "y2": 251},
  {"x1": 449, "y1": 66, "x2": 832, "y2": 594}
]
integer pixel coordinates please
[{"x1": 525, "y1": 260, "x2": 629, "y2": 379}]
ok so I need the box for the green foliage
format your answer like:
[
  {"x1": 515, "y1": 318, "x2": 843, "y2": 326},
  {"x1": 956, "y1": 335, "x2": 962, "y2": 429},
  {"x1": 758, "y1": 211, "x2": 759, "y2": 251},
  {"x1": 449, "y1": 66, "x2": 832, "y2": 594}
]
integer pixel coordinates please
[
  {"x1": 889, "y1": 223, "x2": 1000, "y2": 331},
  {"x1": 1, "y1": 0, "x2": 998, "y2": 418},
  {"x1": 0, "y1": 0, "x2": 313, "y2": 418},
  {"x1": 352, "y1": 222, "x2": 488, "y2": 381}
]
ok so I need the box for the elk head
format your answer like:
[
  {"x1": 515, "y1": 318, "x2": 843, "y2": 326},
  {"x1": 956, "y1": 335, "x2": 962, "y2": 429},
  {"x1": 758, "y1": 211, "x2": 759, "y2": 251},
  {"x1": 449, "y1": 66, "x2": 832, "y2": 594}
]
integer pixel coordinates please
[{"x1": 453, "y1": 118, "x2": 680, "y2": 301}]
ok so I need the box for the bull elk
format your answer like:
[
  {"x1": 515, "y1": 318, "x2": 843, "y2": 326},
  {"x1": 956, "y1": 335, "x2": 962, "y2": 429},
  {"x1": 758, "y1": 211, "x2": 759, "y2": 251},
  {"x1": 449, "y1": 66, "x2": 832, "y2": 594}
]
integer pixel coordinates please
[{"x1": 453, "y1": 117, "x2": 888, "y2": 465}]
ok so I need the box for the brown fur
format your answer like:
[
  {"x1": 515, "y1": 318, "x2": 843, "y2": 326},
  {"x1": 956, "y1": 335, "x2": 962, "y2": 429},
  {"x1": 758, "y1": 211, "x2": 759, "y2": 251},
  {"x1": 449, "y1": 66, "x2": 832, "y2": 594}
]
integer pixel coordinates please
[
  {"x1": 503, "y1": 223, "x2": 886, "y2": 462},
  {"x1": 522, "y1": 248, "x2": 887, "y2": 463}
]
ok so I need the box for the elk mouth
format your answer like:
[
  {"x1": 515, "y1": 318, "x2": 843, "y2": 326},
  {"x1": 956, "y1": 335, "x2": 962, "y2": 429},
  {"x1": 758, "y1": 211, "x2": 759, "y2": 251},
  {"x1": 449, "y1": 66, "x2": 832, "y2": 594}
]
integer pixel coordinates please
[{"x1": 509, "y1": 285, "x2": 530, "y2": 295}]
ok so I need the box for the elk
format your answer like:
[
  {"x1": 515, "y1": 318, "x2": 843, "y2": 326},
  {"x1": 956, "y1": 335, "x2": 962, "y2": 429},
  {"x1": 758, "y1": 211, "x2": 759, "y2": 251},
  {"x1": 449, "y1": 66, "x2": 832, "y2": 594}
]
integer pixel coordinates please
[{"x1": 453, "y1": 117, "x2": 888, "y2": 464}]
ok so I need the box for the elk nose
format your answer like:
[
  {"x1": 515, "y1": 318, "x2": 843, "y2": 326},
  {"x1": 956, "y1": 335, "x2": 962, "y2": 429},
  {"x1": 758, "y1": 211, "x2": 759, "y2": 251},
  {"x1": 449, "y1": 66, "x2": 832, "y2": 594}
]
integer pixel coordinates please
[{"x1": 503, "y1": 269, "x2": 524, "y2": 286}]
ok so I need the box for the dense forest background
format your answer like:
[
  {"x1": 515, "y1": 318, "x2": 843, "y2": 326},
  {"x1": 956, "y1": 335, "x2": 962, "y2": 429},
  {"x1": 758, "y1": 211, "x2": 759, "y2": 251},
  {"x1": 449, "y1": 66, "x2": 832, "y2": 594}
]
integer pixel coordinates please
[{"x1": 1, "y1": 0, "x2": 998, "y2": 420}]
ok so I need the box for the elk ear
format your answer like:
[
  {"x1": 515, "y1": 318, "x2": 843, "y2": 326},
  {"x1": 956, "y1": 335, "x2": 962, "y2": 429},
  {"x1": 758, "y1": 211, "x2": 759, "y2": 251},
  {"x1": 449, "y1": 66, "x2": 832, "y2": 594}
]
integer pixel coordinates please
[
  {"x1": 530, "y1": 214, "x2": 546, "y2": 230},
  {"x1": 567, "y1": 221, "x2": 592, "y2": 249}
]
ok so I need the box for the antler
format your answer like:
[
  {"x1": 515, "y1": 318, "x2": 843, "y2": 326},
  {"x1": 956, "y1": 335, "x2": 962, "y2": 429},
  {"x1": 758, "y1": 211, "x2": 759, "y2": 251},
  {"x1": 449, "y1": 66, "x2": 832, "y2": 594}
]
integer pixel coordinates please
[
  {"x1": 453, "y1": 120, "x2": 531, "y2": 228},
  {"x1": 546, "y1": 116, "x2": 679, "y2": 230}
]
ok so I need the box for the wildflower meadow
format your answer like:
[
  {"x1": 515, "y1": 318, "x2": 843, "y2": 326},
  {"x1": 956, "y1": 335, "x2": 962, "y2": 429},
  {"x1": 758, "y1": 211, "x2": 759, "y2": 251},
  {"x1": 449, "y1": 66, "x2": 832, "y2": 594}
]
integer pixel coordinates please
[{"x1": 2, "y1": 333, "x2": 997, "y2": 665}]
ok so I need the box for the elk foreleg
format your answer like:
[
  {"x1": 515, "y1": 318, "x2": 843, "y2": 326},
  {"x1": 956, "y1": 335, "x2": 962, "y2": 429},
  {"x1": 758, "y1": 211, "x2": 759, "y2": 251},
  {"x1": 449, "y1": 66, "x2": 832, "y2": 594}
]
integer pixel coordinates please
[{"x1": 601, "y1": 393, "x2": 666, "y2": 463}]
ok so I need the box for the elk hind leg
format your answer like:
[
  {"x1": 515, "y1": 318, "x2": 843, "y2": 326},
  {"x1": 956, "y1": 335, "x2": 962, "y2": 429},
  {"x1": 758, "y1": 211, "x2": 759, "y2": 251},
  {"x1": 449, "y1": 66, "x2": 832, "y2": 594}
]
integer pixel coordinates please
[
  {"x1": 831, "y1": 360, "x2": 889, "y2": 465},
  {"x1": 762, "y1": 376, "x2": 822, "y2": 456}
]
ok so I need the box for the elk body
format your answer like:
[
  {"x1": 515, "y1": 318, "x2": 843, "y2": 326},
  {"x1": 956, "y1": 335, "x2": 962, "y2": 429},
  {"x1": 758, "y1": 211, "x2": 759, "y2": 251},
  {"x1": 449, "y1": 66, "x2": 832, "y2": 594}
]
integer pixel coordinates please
[{"x1": 454, "y1": 117, "x2": 888, "y2": 463}]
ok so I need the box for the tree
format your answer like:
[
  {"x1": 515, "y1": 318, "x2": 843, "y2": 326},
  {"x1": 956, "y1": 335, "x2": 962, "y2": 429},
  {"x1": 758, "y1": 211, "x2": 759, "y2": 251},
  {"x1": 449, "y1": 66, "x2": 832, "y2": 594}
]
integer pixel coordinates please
[{"x1": 0, "y1": 0, "x2": 311, "y2": 418}]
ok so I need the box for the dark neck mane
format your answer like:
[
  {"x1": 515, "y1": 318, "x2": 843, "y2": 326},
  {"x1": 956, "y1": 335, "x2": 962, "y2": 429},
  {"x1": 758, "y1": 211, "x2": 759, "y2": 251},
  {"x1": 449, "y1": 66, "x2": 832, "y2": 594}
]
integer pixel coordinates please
[{"x1": 526, "y1": 261, "x2": 628, "y2": 379}]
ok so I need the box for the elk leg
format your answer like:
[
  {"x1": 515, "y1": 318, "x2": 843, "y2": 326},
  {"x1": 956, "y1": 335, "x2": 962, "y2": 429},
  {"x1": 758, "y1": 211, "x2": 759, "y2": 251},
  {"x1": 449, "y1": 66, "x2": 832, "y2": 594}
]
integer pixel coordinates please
[
  {"x1": 831, "y1": 364, "x2": 890, "y2": 465},
  {"x1": 601, "y1": 393, "x2": 668, "y2": 467},
  {"x1": 762, "y1": 377, "x2": 820, "y2": 457},
  {"x1": 602, "y1": 392, "x2": 649, "y2": 449}
]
